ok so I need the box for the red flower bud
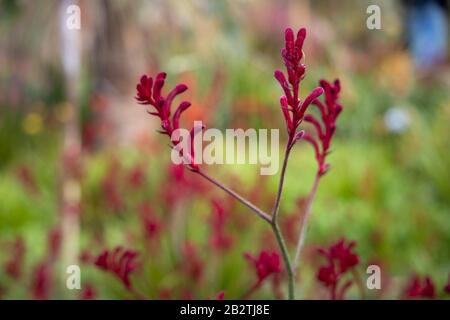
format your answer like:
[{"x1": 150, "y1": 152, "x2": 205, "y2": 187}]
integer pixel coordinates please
[
  {"x1": 94, "y1": 246, "x2": 140, "y2": 290},
  {"x1": 245, "y1": 250, "x2": 281, "y2": 282}
]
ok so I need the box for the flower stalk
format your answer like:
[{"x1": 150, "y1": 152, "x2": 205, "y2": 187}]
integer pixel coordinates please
[
  {"x1": 293, "y1": 173, "x2": 320, "y2": 271},
  {"x1": 135, "y1": 26, "x2": 343, "y2": 300},
  {"x1": 195, "y1": 170, "x2": 272, "y2": 223}
]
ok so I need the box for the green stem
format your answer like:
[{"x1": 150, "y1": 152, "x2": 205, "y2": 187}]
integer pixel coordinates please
[
  {"x1": 271, "y1": 140, "x2": 295, "y2": 299},
  {"x1": 271, "y1": 141, "x2": 293, "y2": 221},
  {"x1": 196, "y1": 170, "x2": 272, "y2": 223},
  {"x1": 195, "y1": 138, "x2": 296, "y2": 299},
  {"x1": 272, "y1": 221, "x2": 295, "y2": 299}
]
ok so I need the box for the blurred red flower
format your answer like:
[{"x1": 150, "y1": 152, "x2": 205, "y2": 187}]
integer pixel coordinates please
[
  {"x1": 138, "y1": 202, "x2": 162, "y2": 241},
  {"x1": 182, "y1": 242, "x2": 204, "y2": 282},
  {"x1": 322, "y1": 239, "x2": 360, "y2": 273},
  {"x1": 15, "y1": 165, "x2": 39, "y2": 195},
  {"x1": 445, "y1": 274, "x2": 450, "y2": 295},
  {"x1": 94, "y1": 246, "x2": 140, "y2": 290},
  {"x1": 404, "y1": 275, "x2": 435, "y2": 299},
  {"x1": 317, "y1": 264, "x2": 339, "y2": 288},
  {"x1": 209, "y1": 199, "x2": 233, "y2": 252},
  {"x1": 316, "y1": 239, "x2": 360, "y2": 299},
  {"x1": 136, "y1": 73, "x2": 202, "y2": 170},
  {"x1": 303, "y1": 79, "x2": 343, "y2": 176},
  {"x1": 244, "y1": 250, "x2": 281, "y2": 282},
  {"x1": 216, "y1": 291, "x2": 225, "y2": 300},
  {"x1": 4, "y1": 237, "x2": 25, "y2": 280},
  {"x1": 101, "y1": 164, "x2": 124, "y2": 212},
  {"x1": 127, "y1": 164, "x2": 147, "y2": 189},
  {"x1": 80, "y1": 284, "x2": 96, "y2": 300},
  {"x1": 47, "y1": 226, "x2": 62, "y2": 262},
  {"x1": 162, "y1": 164, "x2": 206, "y2": 208},
  {"x1": 31, "y1": 262, "x2": 51, "y2": 300}
]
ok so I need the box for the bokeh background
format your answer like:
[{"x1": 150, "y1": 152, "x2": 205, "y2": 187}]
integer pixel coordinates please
[{"x1": 0, "y1": 0, "x2": 449, "y2": 299}]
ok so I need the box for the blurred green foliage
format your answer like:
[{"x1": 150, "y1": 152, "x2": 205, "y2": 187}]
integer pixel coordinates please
[{"x1": 0, "y1": 0, "x2": 449, "y2": 299}]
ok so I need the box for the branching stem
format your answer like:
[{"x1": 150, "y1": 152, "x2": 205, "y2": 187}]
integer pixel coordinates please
[
  {"x1": 195, "y1": 170, "x2": 272, "y2": 223},
  {"x1": 193, "y1": 137, "x2": 308, "y2": 300}
]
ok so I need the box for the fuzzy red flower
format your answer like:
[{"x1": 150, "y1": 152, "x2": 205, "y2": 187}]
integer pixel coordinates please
[
  {"x1": 209, "y1": 200, "x2": 233, "y2": 251},
  {"x1": 4, "y1": 237, "x2": 25, "y2": 280},
  {"x1": 15, "y1": 165, "x2": 39, "y2": 195},
  {"x1": 136, "y1": 73, "x2": 202, "y2": 170},
  {"x1": 303, "y1": 79, "x2": 343, "y2": 176},
  {"x1": 274, "y1": 28, "x2": 324, "y2": 141},
  {"x1": 80, "y1": 284, "x2": 96, "y2": 300},
  {"x1": 182, "y1": 242, "x2": 204, "y2": 281},
  {"x1": 245, "y1": 250, "x2": 281, "y2": 282},
  {"x1": 317, "y1": 263, "x2": 339, "y2": 288},
  {"x1": 101, "y1": 165, "x2": 124, "y2": 212},
  {"x1": 404, "y1": 275, "x2": 436, "y2": 299},
  {"x1": 216, "y1": 291, "x2": 225, "y2": 300},
  {"x1": 31, "y1": 262, "x2": 51, "y2": 300},
  {"x1": 326, "y1": 239, "x2": 359, "y2": 273},
  {"x1": 138, "y1": 202, "x2": 161, "y2": 240},
  {"x1": 127, "y1": 164, "x2": 147, "y2": 189},
  {"x1": 316, "y1": 239, "x2": 360, "y2": 299},
  {"x1": 47, "y1": 226, "x2": 62, "y2": 262},
  {"x1": 94, "y1": 246, "x2": 140, "y2": 290},
  {"x1": 444, "y1": 274, "x2": 450, "y2": 295}
]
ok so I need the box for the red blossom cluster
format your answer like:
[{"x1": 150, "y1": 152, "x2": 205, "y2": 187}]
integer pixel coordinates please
[
  {"x1": 304, "y1": 79, "x2": 343, "y2": 176},
  {"x1": 137, "y1": 202, "x2": 161, "y2": 242},
  {"x1": 31, "y1": 262, "x2": 52, "y2": 300},
  {"x1": 136, "y1": 73, "x2": 200, "y2": 170},
  {"x1": 445, "y1": 275, "x2": 450, "y2": 295},
  {"x1": 245, "y1": 250, "x2": 281, "y2": 282},
  {"x1": 274, "y1": 28, "x2": 324, "y2": 142},
  {"x1": 29, "y1": 226, "x2": 63, "y2": 300},
  {"x1": 209, "y1": 200, "x2": 233, "y2": 252},
  {"x1": 80, "y1": 283, "x2": 97, "y2": 300},
  {"x1": 94, "y1": 246, "x2": 140, "y2": 290},
  {"x1": 127, "y1": 164, "x2": 147, "y2": 189},
  {"x1": 100, "y1": 161, "x2": 150, "y2": 214},
  {"x1": 101, "y1": 163, "x2": 124, "y2": 213},
  {"x1": 4, "y1": 237, "x2": 25, "y2": 280},
  {"x1": 403, "y1": 275, "x2": 435, "y2": 299},
  {"x1": 162, "y1": 164, "x2": 206, "y2": 208},
  {"x1": 274, "y1": 28, "x2": 343, "y2": 176},
  {"x1": 47, "y1": 226, "x2": 62, "y2": 262},
  {"x1": 182, "y1": 242, "x2": 205, "y2": 282},
  {"x1": 316, "y1": 239, "x2": 360, "y2": 299},
  {"x1": 242, "y1": 250, "x2": 282, "y2": 299},
  {"x1": 216, "y1": 291, "x2": 225, "y2": 300},
  {"x1": 15, "y1": 165, "x2": 39, "y2": 195}
]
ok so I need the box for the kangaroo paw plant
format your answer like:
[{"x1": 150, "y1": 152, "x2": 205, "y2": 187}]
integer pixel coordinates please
[{"x1": 135, "y1": 27, "x2": 343, "y2": 299}]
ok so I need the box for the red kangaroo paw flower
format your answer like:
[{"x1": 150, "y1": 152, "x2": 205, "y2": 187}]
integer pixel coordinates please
[
  {"x1": 298, "y1": 87, "x2": 324, "y2": 118},
  {"x1": 404, "y1": 275, "x2": 436, "y2": 299},
  {"x1": 94, "y1": 246, "x2": 140, "y2": 290},
  {"x1": 244, "y1": 250, "x2": 281, "y2": 282},
  {"x1": 135, "y1": 72, "x2": 199, "y2": 170},
  {"x1": 275, "y1": 27, "x2": 325, "y2": 140},
  {"x1": 304, "y1": 114, "x2": 324, "y2": 140},
  {"x1": 173, "y1": 101, "x2": 192, "y2": 131},
  {"x1": 316, "y1": 239, "x2": 360, "y2": 299}
]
